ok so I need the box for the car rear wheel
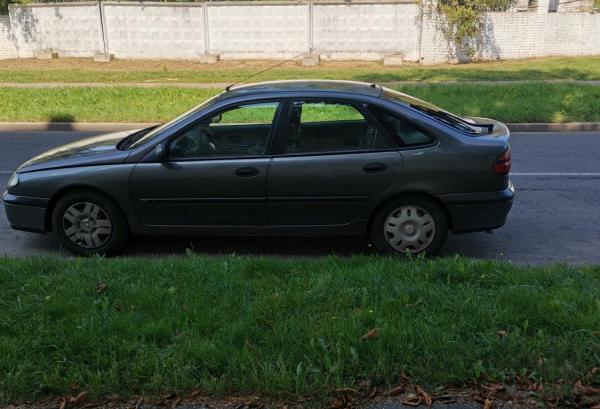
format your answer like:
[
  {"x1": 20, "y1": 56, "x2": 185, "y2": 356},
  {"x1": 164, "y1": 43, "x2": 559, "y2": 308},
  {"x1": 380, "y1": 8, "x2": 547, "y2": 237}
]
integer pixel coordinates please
[
  {"x1": 370, "y1": 196, "x2": 448, "y2": 256},
  {"x1": 52, "y1": 190, "x2": 128, "y2": 256}
]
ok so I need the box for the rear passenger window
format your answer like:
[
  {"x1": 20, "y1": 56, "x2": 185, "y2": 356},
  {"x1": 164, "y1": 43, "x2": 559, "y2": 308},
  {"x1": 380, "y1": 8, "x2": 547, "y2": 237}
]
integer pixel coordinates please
[
  {"x1": 284, "y1": 100, "x2": 392, "y2": 154},
  {"x1": 371, "y1": 107, "x2": 433, "y2": 146}
]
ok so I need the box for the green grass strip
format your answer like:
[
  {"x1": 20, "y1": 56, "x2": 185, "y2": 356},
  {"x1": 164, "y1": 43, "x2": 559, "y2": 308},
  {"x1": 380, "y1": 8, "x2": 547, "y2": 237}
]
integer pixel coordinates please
[
  {"x1": 0, "y1": 255, "x2": 598, "y2": 403},
  {"x1": 1, "y1": 83, "x2": 599, "y2": 123},
  {"x1": 1, "y1": 56, "x2": 600, "y2": 83}
]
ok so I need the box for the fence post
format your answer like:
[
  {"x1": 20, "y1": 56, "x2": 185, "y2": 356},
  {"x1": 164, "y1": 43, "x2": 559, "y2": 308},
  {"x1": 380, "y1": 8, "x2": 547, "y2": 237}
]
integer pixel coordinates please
[
  {"x1": 97, "y1": 1, "x2": 109, "y2": 55},
  {"x1": 307, "y1": 0, "x2": 313, "y2": 53},
  {"x1": 203, "y1": 2, "x2": 210, "y2": 55}
]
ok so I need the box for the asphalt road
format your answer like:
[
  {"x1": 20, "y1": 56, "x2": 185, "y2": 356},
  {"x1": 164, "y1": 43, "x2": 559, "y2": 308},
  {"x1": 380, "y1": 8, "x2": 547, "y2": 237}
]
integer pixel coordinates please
[{"x1": 1, "y1": 131, "x2": 599, "y2": 264}]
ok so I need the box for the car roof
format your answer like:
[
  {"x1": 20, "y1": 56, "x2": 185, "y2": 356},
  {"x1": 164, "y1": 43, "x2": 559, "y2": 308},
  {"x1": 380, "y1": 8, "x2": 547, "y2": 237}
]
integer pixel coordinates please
[{"x1": 218, "y1": 80, "x2": 383, "y2": 101}]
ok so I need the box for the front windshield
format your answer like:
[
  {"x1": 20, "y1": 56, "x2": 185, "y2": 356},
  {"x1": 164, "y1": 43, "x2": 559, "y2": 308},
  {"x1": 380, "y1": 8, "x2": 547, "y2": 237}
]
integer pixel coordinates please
[
  {"x1": 382, "y1": 87, "x2": 486, "y2": 135},
  {"x1": 129, "y1": 93, "x2": 223, "y2": 148}
]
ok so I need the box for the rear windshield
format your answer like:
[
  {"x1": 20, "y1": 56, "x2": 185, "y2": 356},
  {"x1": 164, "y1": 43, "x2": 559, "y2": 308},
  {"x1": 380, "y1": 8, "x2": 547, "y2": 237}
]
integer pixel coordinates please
[{"x1": 382, "y1": 88, "x2": 487, "y2": 135}]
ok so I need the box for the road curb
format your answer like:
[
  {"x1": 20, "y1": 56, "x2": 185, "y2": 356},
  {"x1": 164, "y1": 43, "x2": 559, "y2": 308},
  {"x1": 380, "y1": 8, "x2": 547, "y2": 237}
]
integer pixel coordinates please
[
  {"x1": 0, "y1": 122, "x2": 599, "y2": 133},
  {"x1": 0, "y1": 122, "x2": 160, "y2": 132},
  {"x1": 507, "y1": 123, "x2": 600, "y2": 132}
]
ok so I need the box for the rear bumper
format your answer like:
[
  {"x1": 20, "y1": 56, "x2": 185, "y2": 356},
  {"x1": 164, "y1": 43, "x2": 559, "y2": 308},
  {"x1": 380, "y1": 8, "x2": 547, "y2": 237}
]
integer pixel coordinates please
[
  {"x1": 2, "y1": 192, "x2": 49, "y2": 233},
  {"x1": 440, "y1": 182, "x2": 514, "y2": 234}
]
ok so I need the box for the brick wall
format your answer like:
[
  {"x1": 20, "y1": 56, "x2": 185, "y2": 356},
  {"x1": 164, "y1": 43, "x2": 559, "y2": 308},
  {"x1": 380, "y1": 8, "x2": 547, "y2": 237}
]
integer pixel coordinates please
[{"x1": 419, "y1": 11, "x2": 600, "y2": 63}]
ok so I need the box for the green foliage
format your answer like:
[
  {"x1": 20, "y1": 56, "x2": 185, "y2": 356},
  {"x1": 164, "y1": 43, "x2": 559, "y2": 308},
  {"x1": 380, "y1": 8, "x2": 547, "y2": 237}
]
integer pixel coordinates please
[
  {"x1": 0, "y1": 0, "x2": 10, "y2": 14},
  {"x1": 421, "y1": 0, "x2": 515, "y2": 61},
  {"x1": 0, "y1": 255, "x2": 599, "y2": 402}
]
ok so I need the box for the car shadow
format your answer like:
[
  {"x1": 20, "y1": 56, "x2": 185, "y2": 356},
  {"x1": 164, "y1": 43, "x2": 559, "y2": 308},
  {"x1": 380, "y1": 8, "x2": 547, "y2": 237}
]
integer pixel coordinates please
[{"x1": 17, "y1": 231, "x2": 508, "y2": 260}]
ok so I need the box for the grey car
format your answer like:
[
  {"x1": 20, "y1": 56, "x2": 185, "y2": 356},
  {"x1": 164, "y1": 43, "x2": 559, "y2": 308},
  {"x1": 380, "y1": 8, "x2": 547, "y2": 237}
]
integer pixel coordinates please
[{"x1": 3, "y1": 80, "x2": 514, "y2": 256}]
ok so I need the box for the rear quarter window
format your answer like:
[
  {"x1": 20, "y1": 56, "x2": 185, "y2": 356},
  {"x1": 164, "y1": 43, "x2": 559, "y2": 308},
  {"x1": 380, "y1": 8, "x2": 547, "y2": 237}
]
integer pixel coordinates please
[{"x1": 370, "y1": 106, "x2": 433, "y2": 147}]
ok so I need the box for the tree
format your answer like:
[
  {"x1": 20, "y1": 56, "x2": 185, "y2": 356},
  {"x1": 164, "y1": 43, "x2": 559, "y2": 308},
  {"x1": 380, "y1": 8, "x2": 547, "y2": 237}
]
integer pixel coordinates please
[{"x1": 421, "y1": 0, "x2": 515, "y2": 62}]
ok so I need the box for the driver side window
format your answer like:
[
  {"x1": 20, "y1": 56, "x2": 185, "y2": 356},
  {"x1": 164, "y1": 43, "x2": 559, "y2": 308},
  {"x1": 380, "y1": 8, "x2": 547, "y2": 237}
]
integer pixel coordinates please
[{"x1": 167, "y1": 101, "x2": 280, "y2": 159}]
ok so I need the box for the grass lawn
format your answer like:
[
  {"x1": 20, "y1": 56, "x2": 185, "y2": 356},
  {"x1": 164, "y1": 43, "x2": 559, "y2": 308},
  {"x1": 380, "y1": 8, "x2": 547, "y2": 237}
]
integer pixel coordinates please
[
  {"x1": 0, "y1": 255, "x2": 598, "y2": 404},
  {"x1": 0, "y1": 82, "x2": 599, "y2": 123},
  {"x1": 1, "y1": 56, "x2": 600, "y2": 84}
]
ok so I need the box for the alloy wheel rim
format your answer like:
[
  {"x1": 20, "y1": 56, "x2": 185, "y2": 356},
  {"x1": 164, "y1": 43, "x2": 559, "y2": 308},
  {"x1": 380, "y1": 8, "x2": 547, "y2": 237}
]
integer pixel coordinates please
[
  {"x1": 62, "y1": 202, "x2": 112, "y2": 249},
  {"x1": 383, "y1": 205, "x2": 436, "y2": 254}
]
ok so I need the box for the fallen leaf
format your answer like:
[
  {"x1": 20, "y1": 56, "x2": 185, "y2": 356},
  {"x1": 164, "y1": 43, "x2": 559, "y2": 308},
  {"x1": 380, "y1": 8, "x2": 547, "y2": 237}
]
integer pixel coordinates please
[
  {"x1": 496, "y1": 330, "x2": 508, "y2": 338},
  {"x1": 416, "y1": 385, "x2": 432, "y2": 407},
  {"x1": 386, "y1": 385, "x2": 405, "y2": 396},
  {"x1": 188, "y1": 389, "x2": 201, "y2": 399},
  {"x1": 360, "y1": 328, "x2": 380, "y2": 340},
  {"x1": 171, "y1": 397, "x2": 183, "y2": 409},
  {"x1": 335, "y1": 388, "x2": 357, "y2": 396},
  {"x1": 482, "y1": 383, "x2": 504, "y2": 394},
  {"x1": 573, "y1": 380, "x2": 600, "y2": 395},
  {"x1": 95, "y1": 282, "x2": 108, "y2": 294},
  {"x1": 484, "y1": 398, "x2": 494, "y2": 409},
  {"x1": 401, "y1": 394, "x2": 421, "y2": 406},
  {"x1": 106, "y1": 394, "x2": 120, "y2": 402},
  {"x1": 70, "y1": 392, "x2": 88, "y2": 405},
  {"x1": 59, "y1": 397, "x2": 67, "y2": 409}
]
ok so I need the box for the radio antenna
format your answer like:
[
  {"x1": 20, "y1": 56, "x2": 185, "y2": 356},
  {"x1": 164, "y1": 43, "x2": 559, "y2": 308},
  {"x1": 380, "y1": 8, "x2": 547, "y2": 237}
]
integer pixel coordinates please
[{"x1": 225, "y1": 51, "x2": 309, "y2": 92}]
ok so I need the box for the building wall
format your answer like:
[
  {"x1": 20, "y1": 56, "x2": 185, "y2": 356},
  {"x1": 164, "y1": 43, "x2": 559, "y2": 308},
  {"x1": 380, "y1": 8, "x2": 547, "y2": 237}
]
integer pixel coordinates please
[
  {"x1": 0, "y1": 15, "x2": 17, "y2": 59},
  {"x1": 4, "y1": 1, "x2": 600, "y2": 64}
]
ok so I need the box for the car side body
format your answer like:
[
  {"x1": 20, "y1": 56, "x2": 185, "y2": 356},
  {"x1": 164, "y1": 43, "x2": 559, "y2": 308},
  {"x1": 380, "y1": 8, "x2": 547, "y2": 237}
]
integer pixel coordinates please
[{"x1": 3, "y1": 80, "x2": 514, "y2": 255}]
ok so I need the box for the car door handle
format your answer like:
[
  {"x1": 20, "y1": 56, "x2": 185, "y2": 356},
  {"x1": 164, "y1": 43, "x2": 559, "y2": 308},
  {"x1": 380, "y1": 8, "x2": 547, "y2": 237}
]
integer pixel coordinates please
[
  {"x1": 235, "y1": 167, "x2": 260, "y2": 177},
  {"x1": 363, "y1": 163, "x2": 388, "y2": 173}
]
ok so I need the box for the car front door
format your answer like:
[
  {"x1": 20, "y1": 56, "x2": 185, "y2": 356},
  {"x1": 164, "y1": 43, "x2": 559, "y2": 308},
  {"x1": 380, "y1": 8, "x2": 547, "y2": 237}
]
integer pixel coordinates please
[
  {"x1": 266, "y1": 98, "x2": 404, "y2": 226},
  {"x1": 130, "y1": 100, "x2": 282, "y2": 226}
]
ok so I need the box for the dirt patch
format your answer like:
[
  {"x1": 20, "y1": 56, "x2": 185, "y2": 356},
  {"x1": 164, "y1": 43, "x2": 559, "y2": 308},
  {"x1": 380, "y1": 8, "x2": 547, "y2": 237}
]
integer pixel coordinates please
[{"x1": 0, "y1": 57, "x2": 416, "y2": 73}]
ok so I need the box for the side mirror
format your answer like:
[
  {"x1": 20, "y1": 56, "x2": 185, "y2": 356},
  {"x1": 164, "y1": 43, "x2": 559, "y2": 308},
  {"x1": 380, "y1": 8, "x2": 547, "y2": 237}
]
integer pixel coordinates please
[{"x1": 153, "y1": 143, "x2": 166, "y2": 162}]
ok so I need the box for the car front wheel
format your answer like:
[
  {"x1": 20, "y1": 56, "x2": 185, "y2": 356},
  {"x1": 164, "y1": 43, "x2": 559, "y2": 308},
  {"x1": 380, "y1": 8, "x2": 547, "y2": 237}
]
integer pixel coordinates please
[
  {"x1": 370, "y1": 196, "x2": 448, "y2": 256},
  {"x1": 51, "y1": 190, "x2": 128, "y2": 256}
]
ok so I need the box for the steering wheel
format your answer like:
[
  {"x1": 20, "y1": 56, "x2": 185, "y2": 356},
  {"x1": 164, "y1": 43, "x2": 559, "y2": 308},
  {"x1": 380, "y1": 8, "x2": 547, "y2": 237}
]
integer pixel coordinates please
[{"x1": 171, "y1": 127, "x2": 217, "y2": 157}]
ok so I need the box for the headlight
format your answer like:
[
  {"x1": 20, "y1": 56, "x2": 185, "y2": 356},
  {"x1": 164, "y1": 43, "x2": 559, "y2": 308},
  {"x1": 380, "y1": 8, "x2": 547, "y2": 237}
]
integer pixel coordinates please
[{"x1": 7, "y1": 172, "x2": 19, "y2": 189}]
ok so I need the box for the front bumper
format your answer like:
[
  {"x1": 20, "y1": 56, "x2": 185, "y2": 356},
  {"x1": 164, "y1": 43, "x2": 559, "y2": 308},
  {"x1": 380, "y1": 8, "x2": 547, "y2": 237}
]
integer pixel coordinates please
[
  {"x1": 2, "y1": 192, "x2": 49, "y2": 233},
  {"x1": 440, "y1": 182, "x2": 514, "y2": 234}
]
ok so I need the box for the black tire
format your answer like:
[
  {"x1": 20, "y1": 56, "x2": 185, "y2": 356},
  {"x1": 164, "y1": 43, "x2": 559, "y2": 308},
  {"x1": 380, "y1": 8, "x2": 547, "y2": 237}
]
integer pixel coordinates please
[
  {"x1": 51, "y1": 190, "x2": 128, "y2": 256},
  {"x1": 370, "y1": 195, "x2": 448, "y2": 256}
]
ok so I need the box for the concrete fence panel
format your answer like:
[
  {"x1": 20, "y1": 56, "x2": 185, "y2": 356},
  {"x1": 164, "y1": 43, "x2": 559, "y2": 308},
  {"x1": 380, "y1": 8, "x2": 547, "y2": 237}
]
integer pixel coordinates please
[
  {"x1": 3, "y1": 2, "x2": 600, "y2": 63},
  {"x1": 0, "y1": 15, "x2": 17, "y2": 59},
  {"x1": 102, "y1": 2, "x2": 206, "y2": 59},
  {"x1": 313, "y1": 2, "x2": 420, "y2": 61},
  {"x1": 208, "y1": 3, "x2": 309, "y2": 60},
  {"x1": 9, "y1": 3, "x2": 103, "y2": 58}
]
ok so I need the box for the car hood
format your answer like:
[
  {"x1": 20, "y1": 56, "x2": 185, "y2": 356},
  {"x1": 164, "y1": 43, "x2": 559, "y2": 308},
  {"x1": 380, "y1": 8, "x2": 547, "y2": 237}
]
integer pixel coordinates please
[{"x1": 17, "y1": 129, "x2": 140, "y2": 173}]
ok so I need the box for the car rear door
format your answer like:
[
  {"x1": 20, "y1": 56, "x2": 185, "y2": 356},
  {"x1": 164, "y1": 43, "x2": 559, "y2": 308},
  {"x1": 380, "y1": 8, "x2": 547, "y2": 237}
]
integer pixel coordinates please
[
  {"x1": 266, "y1": 98, "x2": 404, "y2": 226},
  {"x1": 130, "y1": 100, "x2": 283, "y2": 226}
]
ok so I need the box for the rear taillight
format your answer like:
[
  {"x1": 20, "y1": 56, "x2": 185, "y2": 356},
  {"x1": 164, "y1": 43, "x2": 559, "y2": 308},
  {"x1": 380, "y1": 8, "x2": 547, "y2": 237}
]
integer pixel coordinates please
[{"x1": 494, "y1": 147, "x2": 512, "y2": 175}]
